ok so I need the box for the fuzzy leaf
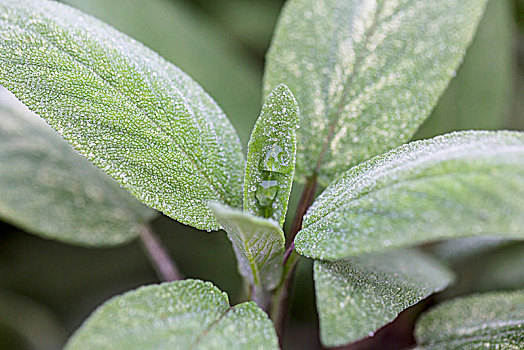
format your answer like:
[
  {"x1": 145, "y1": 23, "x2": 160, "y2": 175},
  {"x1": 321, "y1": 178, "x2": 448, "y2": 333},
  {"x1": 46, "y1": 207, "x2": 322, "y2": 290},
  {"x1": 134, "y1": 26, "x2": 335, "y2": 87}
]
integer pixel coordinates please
[
  {"x1": 244, "y1": 84, "x2": 299, "y2": 227},
  {"x1": 415, "y1": 0, "x2": 513, "y2": 139},
  {"x1": 315, "y1": 249, "x2": 453, "y2": 347},
  {"x1": 65, "y1": 280, "x2": 279, "y2": 350},
  {"x1": 0, "y1": 0, "x2": 245, "y2": 231},
  {"x1": 264, "y1": 0, "x2": 488, "y2": 185},
  {"x1": 62, "y1": 0, "x2": 262, "y2": 145},
  {"x1": 415, "y1": 290, "x2": 524, "y2": 349},
  {"x1": 0, "y1": 91, "x2": 155, "y2": 246},
  {"x1": 296, "y1": 131, "x2": 524, "y2": 259},
  {"x1": 209, "y1": 202, "x2": 285, "y2": 293}
]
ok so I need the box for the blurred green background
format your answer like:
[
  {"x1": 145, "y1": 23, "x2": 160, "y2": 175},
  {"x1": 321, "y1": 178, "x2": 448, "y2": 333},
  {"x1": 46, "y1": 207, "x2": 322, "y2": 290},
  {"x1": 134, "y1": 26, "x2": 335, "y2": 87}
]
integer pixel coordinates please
[{"x1": 1, "y1": 0, "x2": 523, "y2": 349}]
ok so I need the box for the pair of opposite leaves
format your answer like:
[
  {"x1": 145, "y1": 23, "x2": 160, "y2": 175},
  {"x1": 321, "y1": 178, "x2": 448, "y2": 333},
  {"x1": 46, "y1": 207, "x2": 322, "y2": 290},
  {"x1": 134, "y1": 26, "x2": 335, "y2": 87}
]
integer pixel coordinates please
[{"x1": 1, "y1": 0, "x2": 524, "y2": 349}]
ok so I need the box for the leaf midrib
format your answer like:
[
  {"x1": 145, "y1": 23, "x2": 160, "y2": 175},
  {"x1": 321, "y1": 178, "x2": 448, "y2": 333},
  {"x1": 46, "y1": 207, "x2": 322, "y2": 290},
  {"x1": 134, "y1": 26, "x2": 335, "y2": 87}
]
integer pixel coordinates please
[
  {"x1": 305, "y1": 147, "x2": 524, "y2": 227},
  {"x1": 314, "y1": 0, "x2": 423, "y2": 176},
  {"x1": 189, "y1": 306, "x2": 234, "y2": 349},
  {"x1": 308, "y1": 143, "x2": 524, "y2": 226},
  {"x1": 1, "y1": 16, "x2": 227, "y2": 203}
]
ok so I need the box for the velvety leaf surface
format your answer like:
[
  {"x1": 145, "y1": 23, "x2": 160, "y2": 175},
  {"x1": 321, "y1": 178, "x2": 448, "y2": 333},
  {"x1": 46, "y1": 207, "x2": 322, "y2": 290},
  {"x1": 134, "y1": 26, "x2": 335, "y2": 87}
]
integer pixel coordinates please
[
  {"x1": 0, "y1": 0, "x2": 245, "y2": 230},
  {"x1": 244, "y1": 84, "x2": 299, "y2": 227},
  {"x1": 314, "y1": 249, "x2": 453, "y2": 347},
  {"x1": 62, "y1": 0, "x2": 262, "y2": 145},
  {"x1": 0, "y1": 90, "x2": 154, "y2": 246},
  {"x1": 209, "y1": 202, "x2": 285, "y2": 292},
  {"x1": 65, "y1": 280, "x2": 278, "y2": 350},
  {"x1": 414, "y1": 0, "x2": 513, "y2": 139},
  {"x1": 264, "y1": 0, "x2": 488, "y2": 185},
  {"x1": 415, "y1": 290, "x2": 524, "y2": 349},
  {"x1": 296, "y1": 131, "x2": 524, "y2": 259}
]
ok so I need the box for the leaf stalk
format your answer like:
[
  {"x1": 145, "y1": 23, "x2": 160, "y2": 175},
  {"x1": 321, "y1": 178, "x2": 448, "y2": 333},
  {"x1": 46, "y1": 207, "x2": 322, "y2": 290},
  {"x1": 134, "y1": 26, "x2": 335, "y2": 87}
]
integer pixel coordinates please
[
  {"x1": 138, "y1": 226, "x2": 181, "y2": 282},
  {"x1": 270, "y1": 175, "x2": 318, "y2": 340}
]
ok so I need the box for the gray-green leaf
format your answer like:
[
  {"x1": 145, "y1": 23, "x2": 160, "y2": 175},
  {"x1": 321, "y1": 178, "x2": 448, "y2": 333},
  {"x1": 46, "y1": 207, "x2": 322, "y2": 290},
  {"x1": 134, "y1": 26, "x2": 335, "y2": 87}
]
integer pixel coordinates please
[
  {"x1": 65, "y1": 280, "x2": 279, "y2": 350},
  {"x1": 209, "y1": 203, "x2": 285, "y2": 299},
  {"x1": 433, "y1": 238, "x2": 524, "y2": 295},
  {"x1": 414, "y1": 290, "x2": 524, "y2": 349},
  {"x1": 414, "y1": 0, "x2": 513, "y2": 139},
  {"x1": 296, "y1": 131, "x2": 524, "y2": 260},
  {"x1": 315, "y1": 249, "x2": 453, "y2": 347},
  {"x1": 0, "y1": 91, "x2": 154, "y2": 246},
  {"x1": 264, "y1": 0, "x2": 488, "y2": 185},
  {"x1": 244, "y1": 84, "x2": 299, "y2": 227},
  {"x1": 0, "y1": 0, "x2": 245, "y2": 231},
  {"x1": 62, "y1": 0, "x2": 262, "y2": 145}
]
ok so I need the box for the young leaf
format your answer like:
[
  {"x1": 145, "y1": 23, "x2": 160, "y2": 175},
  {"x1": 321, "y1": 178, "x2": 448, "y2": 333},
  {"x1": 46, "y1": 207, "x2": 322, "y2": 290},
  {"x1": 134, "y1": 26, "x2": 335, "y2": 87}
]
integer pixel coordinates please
[
  {"x1": 296, "y1": 131, "x2": 524, "y2": 260},
  {"x1": 244, "y1": 84, "x2": 299, "y2": 227},
  {"x1": 315, "y1": 249, "x2": 453, "y2": 347},
  {"x1": 414, "y1": 290, "x2": 524, "y2": 349},
  {"x1": 65, "y1": 280, "x2": 279, "y2": 350},
  {"x1": 264, "y1": 0, "x2": 488, "y2": 185},
  {"x1": 0, "y1": 93, "x2": 155, "y2": 246},
  {"x1": 209, "y1": 202, "x2": 285, "y2": 302},
  {"x1": 0, "y1": 0, "x2": 245, "y2": 231}
]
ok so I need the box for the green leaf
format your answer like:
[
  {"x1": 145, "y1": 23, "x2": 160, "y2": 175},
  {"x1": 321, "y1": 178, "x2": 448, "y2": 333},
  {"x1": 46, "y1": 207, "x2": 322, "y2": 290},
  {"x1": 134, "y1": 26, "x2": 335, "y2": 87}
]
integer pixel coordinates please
[
  {"x1": 414, "y1": 290, "x2": 524, "y2": 349},
  {"x1": 433, "y1": 239, "x2": 524, "y2": 294},
  {"x1": 0, "y1": 0, "x2": 245, "y2": 231},
  {"x1": 65, "y1": 280, "x2": 279, "y2": 350},
  {"x1": 209, "y1": 203, "x2": 285, "y2": 301},
  {"x1": 62, "y1": 0, "x2": 262, "y2": 145},
  {"x1": 296, "y1": 131, "x2": 524, "y2": 260},
  {"x1": 315, "y1": 249, "x2": 454, "y2": 347},
  {"x1": 244, "y1": 84, "x2": 299, "y2": 227},
  {"x1": 264, "y1": 0, "x2": 488, "y2": 186},
  {"x1": 0, "y1": 91, "x2": 155, "y2": 246},
  {"x1": 431, "y1": 237, "x2": 510, "y2": 264},
  {"x1": 415, "y1": 0, "x2": 513, "y2": 139}
]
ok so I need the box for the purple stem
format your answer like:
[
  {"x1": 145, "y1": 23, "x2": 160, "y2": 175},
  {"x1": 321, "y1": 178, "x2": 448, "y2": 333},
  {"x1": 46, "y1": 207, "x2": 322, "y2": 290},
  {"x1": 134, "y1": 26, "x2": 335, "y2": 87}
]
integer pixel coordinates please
[{"x1": 139, "y1": 226, "x2": 181, "y2": 282}]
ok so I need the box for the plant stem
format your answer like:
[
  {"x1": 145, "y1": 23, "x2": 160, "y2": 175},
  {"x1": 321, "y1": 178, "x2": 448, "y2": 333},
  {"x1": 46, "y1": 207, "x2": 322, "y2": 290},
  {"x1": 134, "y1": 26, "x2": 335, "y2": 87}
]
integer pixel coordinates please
[
  {"x1": 270, "y1": 249, "x2": 299, "y2": 339},
  {"x1": 139, "y1": 225, "x2": 181, "y2": 282},
  {"x1": 288, "y1": 174, "x2": 318, "y2": 246},
  {"x1": 271, "y1": 175, "x2": 318, "y2": 339}
]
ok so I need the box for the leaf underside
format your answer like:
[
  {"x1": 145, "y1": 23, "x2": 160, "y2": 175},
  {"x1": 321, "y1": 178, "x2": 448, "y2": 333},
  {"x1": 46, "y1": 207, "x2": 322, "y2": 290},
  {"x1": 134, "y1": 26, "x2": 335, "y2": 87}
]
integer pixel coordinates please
[
  {"x1": 0, "y1": 0, "x2": 245, "y2": 231},
  {"x1": 65, "y1": 280, "x2": 279, "y2": 350},
  {"x1": 297, "y1": 131, "x2": 524, "y2": 260},
  {"x1": 314, "y1": 249, "x2": 454, "y2": 347},
  {"x1": 243, "y1": 84, "x2": 299, "y2": 227},
  {"x1": 209, "y1": 202, "x2": 285, "y2": 292},
  {"x1": 433, "y1": 238, "x2": 524, "y2": 294},
  {"x1": 431, "y1": 236, "x2": 512, "y2": 264},
  {"x1": 415, "y1": 290, "x2": 524, "y2": 349},
  {"x1": 264, "y1": 0, "x2": 488, "y2": 186},
  {"x1": 0, "y1": 91, "x2": 155, "y2": 246}
]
